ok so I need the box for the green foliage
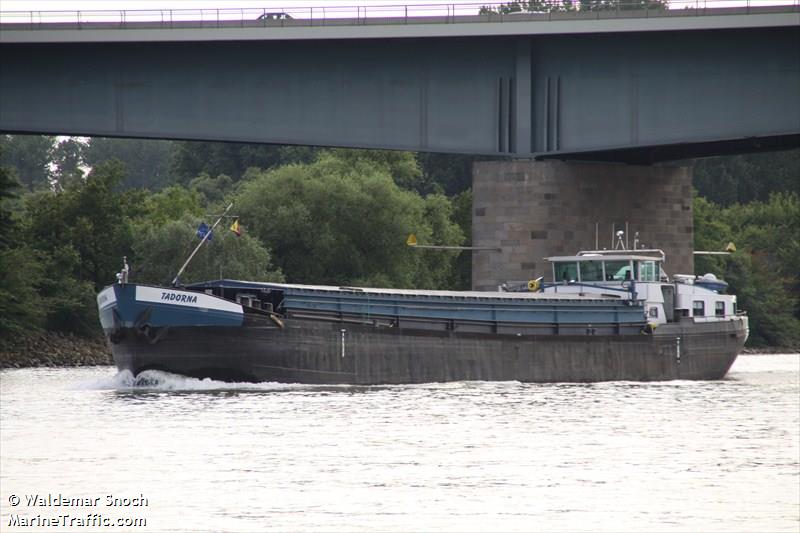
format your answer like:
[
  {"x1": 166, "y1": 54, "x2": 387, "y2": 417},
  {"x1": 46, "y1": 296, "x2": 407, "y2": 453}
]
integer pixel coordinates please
[
  {"x1": 188, "y1": 173, "x2": 234, "y2": 205},
  {"x1": 11, "y1": 161, "x2": 140, "y2": 337},
  {"x1": 692, "y1": 149, "x2": 800, "y2": 207},
  {"x1": 324, "y1": 149, "x2": 425, "y2": 193},
  {"x1": 0, "y1": 163, "x2": 21, "y2": 249},
  {"x1": 131, "y1": 214, "x2": 283, "y2": 286},
  {"x1": 36, "y1": 245, "x2": 99, "y2": 337},
  {"x1": 171, "y1": 141, "x2": 318, "y2": 183},
  {"x1": 51, "y1": 138, "x2": 85, "y2": 188},
  {"x1": 0, "y1": 246, "x2": 46, "y2": 341},
  {"x1": 416, "y1": 153, "x2": 487, "y2": 196},
  {"x1": 24, "y1": 160, "x2": 139, "y2": 292},
  {"x1": 0, "y1": 135, "x2": 55, "y2": 191},
  {"x1": 694, "y1": 193, "x2": 800, "y2": 348},
  {"x1": 138, "y1": 185, "x2": 204, "y2": 227},
  {"x1": 0, "y1": 162, "x2": 47, "y2": 341},
  {"x1": 480, "y1": 0, "x2": 667, "y2": 14},
  {"x1": 82, "y1": 137, "x2": 173, "y2": 190},
  {"x1": 235, "y1": 150, "x2": 464, "y2": 288}
]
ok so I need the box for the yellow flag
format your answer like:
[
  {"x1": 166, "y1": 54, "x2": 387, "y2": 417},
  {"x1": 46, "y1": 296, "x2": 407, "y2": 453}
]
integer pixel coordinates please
[
  {"x1": 406, "y1": 234, "x2": 418, "y2": 246},
  {"x1": 230, "y1": 218, "x2": 242, "y2": 237},
  {"x1": 725, "y1": 241, "x2": 736, "y2": 252}
]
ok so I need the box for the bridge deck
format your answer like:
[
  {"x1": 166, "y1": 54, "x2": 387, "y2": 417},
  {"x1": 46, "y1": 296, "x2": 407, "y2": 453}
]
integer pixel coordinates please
[{"x1": 1, "y1": 4, "x2": 798, "y2": 42}]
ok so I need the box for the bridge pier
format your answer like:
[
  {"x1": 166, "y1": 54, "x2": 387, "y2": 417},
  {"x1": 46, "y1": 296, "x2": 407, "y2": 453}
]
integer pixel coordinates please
[{"x1": 471, "y1": 160, "x2": 693, "y2": 291}]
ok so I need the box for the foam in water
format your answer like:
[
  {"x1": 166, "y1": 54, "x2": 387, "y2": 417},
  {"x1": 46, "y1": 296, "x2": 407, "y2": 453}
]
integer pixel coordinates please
[
  {"x1": 76, "y1": 369, "x2": 304, "y2": 392},
  {"x1": 72, "y1": 354, "x2": 797, "y2": 392}
]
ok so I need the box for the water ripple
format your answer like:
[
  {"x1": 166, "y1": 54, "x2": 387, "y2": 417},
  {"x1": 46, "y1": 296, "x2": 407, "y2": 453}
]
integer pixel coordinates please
[{"x1": 1, "y1": 354, "x2": 798, "y2": 532}]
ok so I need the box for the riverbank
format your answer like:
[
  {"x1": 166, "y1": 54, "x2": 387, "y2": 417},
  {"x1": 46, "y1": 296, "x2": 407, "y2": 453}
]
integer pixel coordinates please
[{"x1": 0, "y1": 332, "x2": 111, "y2": 369}]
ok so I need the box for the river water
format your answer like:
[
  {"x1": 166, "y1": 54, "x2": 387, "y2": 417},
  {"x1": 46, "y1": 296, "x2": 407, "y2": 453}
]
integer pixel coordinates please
[{"x1": 1, "y1": 354, "x2": 798, "y2": 532}]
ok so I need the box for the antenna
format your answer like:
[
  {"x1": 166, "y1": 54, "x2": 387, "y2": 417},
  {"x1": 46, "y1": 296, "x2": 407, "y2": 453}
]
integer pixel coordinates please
[
  {"x1": 625, "y1": 222, "x2": 629, "y2": 250},
  {"x1": 614, "y1": 230, "x2": 626, "y2": 250},
  {"x1": 406, "y1": 234, "x2": 500, "y2": 251},
  {"x1": 611, "y1": 222, "x2": 615, "y2": 249}
]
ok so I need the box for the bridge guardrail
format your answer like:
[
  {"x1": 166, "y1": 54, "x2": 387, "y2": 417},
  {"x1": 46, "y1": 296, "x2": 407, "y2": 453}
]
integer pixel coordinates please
[{"x1": 0, "y1": 0, "x2": 798, "y2": 30}]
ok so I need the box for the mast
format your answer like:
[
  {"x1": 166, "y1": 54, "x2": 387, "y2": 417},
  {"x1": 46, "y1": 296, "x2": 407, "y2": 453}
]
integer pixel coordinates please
[{"x1": 171, "y1": 202, "x2": 233, "y2": 287}]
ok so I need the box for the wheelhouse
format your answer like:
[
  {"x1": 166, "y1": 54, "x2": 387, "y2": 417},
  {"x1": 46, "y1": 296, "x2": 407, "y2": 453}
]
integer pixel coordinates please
[
  {"x1": 548, "y1": 250, "x2": 666, "y2": 284},
  {"x1": 540, "y1": 248, "x2": 740, "y2": 327}
]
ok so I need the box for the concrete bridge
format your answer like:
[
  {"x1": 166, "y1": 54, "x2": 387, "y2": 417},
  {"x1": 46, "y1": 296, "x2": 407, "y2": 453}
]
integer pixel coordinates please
[
  {"x1": 1, "y1": 2, "x2": 799, "y2": 288},
  {"x1": 1, "y1": 3, "x2": 798, "y2": 162}
]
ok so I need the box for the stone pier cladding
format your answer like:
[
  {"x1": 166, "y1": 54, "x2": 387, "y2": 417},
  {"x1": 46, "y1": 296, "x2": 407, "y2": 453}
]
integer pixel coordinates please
[{"x1": 472, "y1": 160, "x2": 693, "y2": 291}]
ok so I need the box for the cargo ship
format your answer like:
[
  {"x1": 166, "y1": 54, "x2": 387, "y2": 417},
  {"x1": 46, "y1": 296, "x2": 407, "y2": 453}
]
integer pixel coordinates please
[{"x1": 96, "y1": 247, "x2": 748, "y2": 384}]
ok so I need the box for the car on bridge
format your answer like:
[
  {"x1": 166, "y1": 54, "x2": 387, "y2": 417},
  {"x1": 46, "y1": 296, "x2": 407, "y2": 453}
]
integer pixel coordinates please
[{"x1": 257, "y1": 12, "x2": 292, "y2": 21}]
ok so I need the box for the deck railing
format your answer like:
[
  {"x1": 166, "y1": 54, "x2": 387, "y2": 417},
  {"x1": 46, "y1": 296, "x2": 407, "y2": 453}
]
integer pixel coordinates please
[{"x1": 1, "y1": 0, "x2": 798, "y2": 30}]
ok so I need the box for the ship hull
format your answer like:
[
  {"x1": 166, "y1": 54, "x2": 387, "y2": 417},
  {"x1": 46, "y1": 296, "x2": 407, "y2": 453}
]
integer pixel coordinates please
[{"x1": 107, "y1": 313, "x2": 747, "y2": 384}]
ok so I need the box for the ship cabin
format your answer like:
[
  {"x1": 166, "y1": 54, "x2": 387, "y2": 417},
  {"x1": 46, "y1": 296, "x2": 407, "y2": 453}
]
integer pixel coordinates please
[
  {"x1": 548, "y1": 250, "x2": 667, "y2": 285},
  {"x1": 542, "y1": 250, "x2": 739, "y2": 326}
]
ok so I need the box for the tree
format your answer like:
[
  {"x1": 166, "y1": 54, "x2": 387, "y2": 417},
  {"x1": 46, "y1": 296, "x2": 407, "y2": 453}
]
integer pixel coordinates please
[
  {"x1": 188, "y1": 173, "x2": 235, "y2": 205},
  {"x1": 694, "y1": 193, "x2": 800, "y2": 347},
  {"x1": 235, "y1": 150, "x2": 464, "y2": 288},
  {"x1": 131, "y1": 214, "x2": 284, "y2": 286},
  {"x1": 51, "y1": 137, "x2": 86, "y2": 189},
  {"x1": 322, "y1": 149, "x2": 427, "y2": 193},
  {"x1": 82, "y1": 137, "x2": 173, "y2": 190},
  {"x1": 416, "y1": 153, "x2": 491, "y2": 196},
  {"x1": 0, "y1": 135, "x2": 55, "y2": 191},
  {"x1": 0, "y1": 246, "x2": 46, "y2": 340},
  {"x1": 0, "y1": 162, "x2": 20, "y2": 249},
  {"x1": 0, "y1": 162, "x2": 46, "y2": 340},
  {"x1": 138, "y1": 185, "x2": 204, "y2": 227},
  {"x1": 480, "y1": 0, "x2": 668, "y2": 14},
  {"x1": 16, "y1": 160, "x2": 144, "y2": 336},
  {"x1": 171, "y1": 141, "x2": 318, "y2": 183},
  {"x1": 24, "y1": 160, "x2": 139, "y2": 292},
  {"x1": 692, "y1": 149, "x2": 800, "y2": 207}
]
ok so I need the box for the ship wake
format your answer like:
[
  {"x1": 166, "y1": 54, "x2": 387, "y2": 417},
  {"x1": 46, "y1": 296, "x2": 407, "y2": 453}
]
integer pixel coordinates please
[{"x1": 78, "y1": 369, "x2": 307, "y2": 392}]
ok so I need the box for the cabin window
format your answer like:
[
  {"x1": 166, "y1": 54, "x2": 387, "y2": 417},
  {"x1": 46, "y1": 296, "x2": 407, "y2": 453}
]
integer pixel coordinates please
[
  {"x1": 554, "y1": 262, "x2": 578, "y2": 282},
  {"x1": 604, "y1": 260, "x2": 631, "y2": 281},
  {"x1": 640, "y1": 261, "x2": 658, "y2": 282},
  {"x1": 715, "y1": 301, "x2": 725, "y2": 317},
  {"x1": 693, "y1": 300, "x2": 705, "y2": 317},
  {"x1": 649, "y1": 307, "x2": 659, "y2": 318},
  {"x1": 578, "y1": 261, "x2": 603, "y2": 282}
]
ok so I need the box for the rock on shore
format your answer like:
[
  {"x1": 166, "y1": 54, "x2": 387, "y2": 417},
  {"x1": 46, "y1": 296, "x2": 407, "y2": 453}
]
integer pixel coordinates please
[{"x1": 0, "y1": 331, "x2": 112, "y2": 368}]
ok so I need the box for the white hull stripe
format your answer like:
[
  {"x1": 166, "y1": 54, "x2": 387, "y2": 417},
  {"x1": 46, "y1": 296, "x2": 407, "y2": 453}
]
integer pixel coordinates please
[
  {"x1": 136, "y1": 286, "x2": 242, "y2": 315},
  {"x1": 97, "y1": 286, "x2": 117, "y2": 311}
]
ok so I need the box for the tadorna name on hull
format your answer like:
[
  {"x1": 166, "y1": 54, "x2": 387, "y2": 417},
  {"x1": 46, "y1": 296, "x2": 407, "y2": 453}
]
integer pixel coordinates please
[
  {"x1": 160, "y1": 292, "x2": 197, "y2": 304},
  {"x1": 134, "y1": 285, "x2": 242, "y2": 314}
]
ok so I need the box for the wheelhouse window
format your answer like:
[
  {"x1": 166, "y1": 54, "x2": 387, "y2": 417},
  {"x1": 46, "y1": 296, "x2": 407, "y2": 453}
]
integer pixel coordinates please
[
  {"x1": 604, "y1": 260, "x2": 631, "y2": 281},
  {"x1": 715, "y1": 301, "x2": 725, "y2": 317},
  {"x1": 578, "y1": 261, "x2": 603, "y2": 282},
  {"x1": 640, "y1": 261, "x2": 658, "y2": 282},
  {"x1": 554, "y1": 262, "x2": 578, "y2": 282},
  {"x1": 693, "y1": 301, "x2": 705, "y2": 317}
]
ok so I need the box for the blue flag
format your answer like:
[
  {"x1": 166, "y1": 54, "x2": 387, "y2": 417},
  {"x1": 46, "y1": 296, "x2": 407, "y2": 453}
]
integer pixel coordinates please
[{"x1": 196, "y1": 222, "x2": 213, "y2": 241}]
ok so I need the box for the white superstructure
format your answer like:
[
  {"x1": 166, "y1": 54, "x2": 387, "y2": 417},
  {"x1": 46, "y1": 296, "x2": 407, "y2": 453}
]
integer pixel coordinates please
[{"x1": 539, "y1": 249, "x2": 741, "y2": 327}]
